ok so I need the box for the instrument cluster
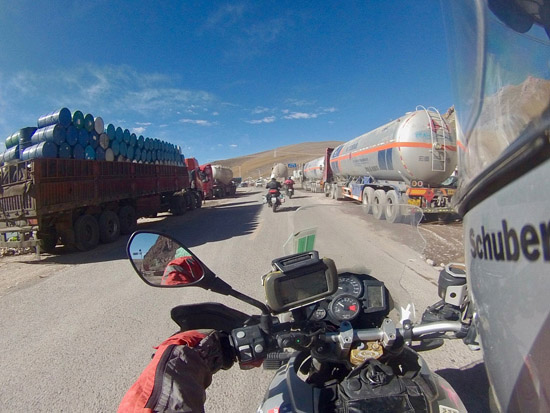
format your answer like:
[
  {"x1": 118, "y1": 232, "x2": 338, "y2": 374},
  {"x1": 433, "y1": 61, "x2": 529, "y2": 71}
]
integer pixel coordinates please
[{"x1": 307, "y1": 273, "x2": 389, "y2": 326}]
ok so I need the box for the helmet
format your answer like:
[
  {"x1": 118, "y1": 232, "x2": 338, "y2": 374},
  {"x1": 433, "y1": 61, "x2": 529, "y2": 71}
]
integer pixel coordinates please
[{"x1": 442, "y1": 1, "x2": 550, "y2": 411}]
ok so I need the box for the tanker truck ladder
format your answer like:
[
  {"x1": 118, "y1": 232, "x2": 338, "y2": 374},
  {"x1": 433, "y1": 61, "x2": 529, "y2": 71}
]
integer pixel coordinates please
[{"x1": 417, "y1": 105, "x2": 447, "y2": 173}]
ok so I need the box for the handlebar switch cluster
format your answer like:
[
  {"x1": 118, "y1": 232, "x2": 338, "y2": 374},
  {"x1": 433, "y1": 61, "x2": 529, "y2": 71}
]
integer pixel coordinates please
[
  {"x1": 276, "y1": 332, "x2": 311, "y2": 349},
  {"x1": 230, "y1": 325, "x2": 267, "y2": 363}
]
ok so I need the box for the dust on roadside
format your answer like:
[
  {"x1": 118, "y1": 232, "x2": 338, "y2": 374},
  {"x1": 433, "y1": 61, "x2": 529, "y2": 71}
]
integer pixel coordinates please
[
  {"x1": 420, "y1": 220, "x2": 464, "y2": 266},
  {"x1": 0, "y1": 251, "x2": 74, "y2": 297}
]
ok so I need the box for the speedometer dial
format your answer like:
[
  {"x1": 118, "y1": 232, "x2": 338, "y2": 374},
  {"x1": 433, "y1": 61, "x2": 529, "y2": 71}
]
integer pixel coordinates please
[
  {"x1": 337, "y1": 276, "x2": 363, "y2": 297},
  {"x1": 329, "y1": 295, "x2": 361, "y2": 321}
]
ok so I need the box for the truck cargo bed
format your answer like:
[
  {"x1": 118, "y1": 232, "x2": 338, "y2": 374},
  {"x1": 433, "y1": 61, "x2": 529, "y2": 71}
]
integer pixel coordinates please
[{"x1": 0, "y1": 159, "x2": 188, "y2": 220}]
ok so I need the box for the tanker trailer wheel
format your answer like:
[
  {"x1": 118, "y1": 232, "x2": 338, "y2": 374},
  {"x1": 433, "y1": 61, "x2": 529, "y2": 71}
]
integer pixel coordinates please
[
  {"x1": 372, "y1": 190, "x2": 386, "y2": 220},
  {"x1": 119, "y1": 205, "x2": 137, "y2": 235},
  {"x1": 361, "y1": 187, "x2": 375, "y2": 214},
  {"x1": 384, "y1": 190, "x2": 402, "y2": 224},
  {"x1": 74, "y1": 214, "x2": 100, "y2": 251},
  {"x1": 99, "y1": 210, "x2": 121, "y2": 243}
]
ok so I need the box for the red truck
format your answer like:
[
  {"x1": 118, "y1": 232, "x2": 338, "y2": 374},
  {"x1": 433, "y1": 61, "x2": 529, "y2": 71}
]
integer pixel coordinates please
[
  {"x1": 185, "y1": 158, "x2": 237, "y2": 199},
  {"x1": 0, "y1": 158, "x2": 200, "y2": 253}
]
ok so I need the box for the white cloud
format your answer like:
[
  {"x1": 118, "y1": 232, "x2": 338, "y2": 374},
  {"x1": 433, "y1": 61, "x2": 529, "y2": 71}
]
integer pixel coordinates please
[
  {"x1": 230, "y1": 144, "x2": 238, "y2": 148},
  {"x1": 246, "y1": 116, "x2": 276, "y2": 124},
  {"x1": 180, "y1": 119, "x2": 214, "y2": 126},
  {"x1": 252, "y1": 106, "x2": 270, "y2": 114},
  {"x1": 286, "y1": 98, "x2": 316, "y2": 107},
  {"x1": 283, "y1": 112, "x2": 318, "y2": 120},
  {"x1": 132, "y1": 127, "x2": 146, "y2": 134},
  {"x1": 136, "y1": 122, "x2": 152, "y2": 126}
]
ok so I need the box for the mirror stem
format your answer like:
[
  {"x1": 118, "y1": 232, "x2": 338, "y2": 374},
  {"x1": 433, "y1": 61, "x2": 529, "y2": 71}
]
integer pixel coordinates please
[{"x1": 208, "y1": 277, "x2": 271, "y2": 316}]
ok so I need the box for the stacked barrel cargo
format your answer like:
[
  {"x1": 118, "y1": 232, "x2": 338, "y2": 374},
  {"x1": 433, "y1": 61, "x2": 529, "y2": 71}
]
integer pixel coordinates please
[
  {"x1": 1, "y1": 107, "x2": 184, "y2": 166},
  {"x1": 0, "y1": 108, "x2": 200, "y2": 255}
]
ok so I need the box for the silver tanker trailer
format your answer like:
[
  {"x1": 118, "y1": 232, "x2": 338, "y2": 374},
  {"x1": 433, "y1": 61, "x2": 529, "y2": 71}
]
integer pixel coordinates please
[
  {"x1": 304, "y1": 107, "x2": 457, "y2": 222},
  {"x1": 211, "y1": 164, "x2": 237, "y2": 198}
]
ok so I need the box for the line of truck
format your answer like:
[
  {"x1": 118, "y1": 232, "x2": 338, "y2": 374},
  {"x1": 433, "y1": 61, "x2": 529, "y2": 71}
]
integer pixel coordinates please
[
  {"x1": 0, "y1": 110, "x2": 238, "y2": 254},
  {"x1": 297, "y1": 106, "x2": 458, "y2": 223}
]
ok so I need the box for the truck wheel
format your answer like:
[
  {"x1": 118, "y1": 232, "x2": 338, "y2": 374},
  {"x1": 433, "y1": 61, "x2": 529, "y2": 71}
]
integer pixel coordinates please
[
  {"x1": 385, "y1": 190, "x2": 402, "y2": 224},
  {"x1": 119, "y1": 206, "x2": 137, "y2": 234},
  {"x1": 193, "y1": 192, "x2": 202, "y2": 209},
  {"x1": 361, "y1": 187, "x2": 375, "y2": 214},
  {"x1": 186, "y1": 193, "x2": 196, "y2": 211},
  {"x1": 38, "y1": 228, "x2": 58, "y2": 253},
  {"x1": 99, "y1": 210, "x2": 120, "y2": 243},
  {"x1": 74, "y1": 214, "x2": 100, "y2": 251},
  {"x1": 324, "y1": 184, "x2": 331, "y2": 197},
  {"x1": 372, "y1": 190, "x2": 386, "y2": 220},
  {"x1": 170, "y1": 196, "x2": 187, "y2": 216}
]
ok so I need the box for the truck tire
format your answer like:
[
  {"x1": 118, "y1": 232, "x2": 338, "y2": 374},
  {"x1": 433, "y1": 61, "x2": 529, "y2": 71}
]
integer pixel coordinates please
[
  {"x1": 372, "y1": 190, "x2": 386, "y2": 220},
  {"x1": 324, "y1": 184, "x2": 331, "y2": 197},
  {"x1": 74, "y1": 214, "x2": 100, "y2": 251},
  {"x1": 193, "y1": 192, "x2": 202, "y2": 209},
  {"x1": 385, "y1": 190, "x2": 402, "y2": 224},
  {"x1": 38, "y1": 228, "x2": 58, "y2": 253},
  {"x1": 119, "y1": 206, "x2": 137, "y2": 234},
  {"x1": 170, "y1": 196, "x2": 187, "y2": 216},
  {"x1": 186, "y1": 193, "x2": 196, "y2": 211},
  {"x1": 361, "y1": 187, "x2": 375, "y2": 214},
  {"x1": 99, "y1": 210, "x2": 120, "y2": 243}
]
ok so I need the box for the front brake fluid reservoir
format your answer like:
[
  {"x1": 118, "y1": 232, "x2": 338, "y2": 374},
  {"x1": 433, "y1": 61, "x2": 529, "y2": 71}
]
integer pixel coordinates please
[{"x1": 349, "y1": 341, "x2": 383, "y2": 366}]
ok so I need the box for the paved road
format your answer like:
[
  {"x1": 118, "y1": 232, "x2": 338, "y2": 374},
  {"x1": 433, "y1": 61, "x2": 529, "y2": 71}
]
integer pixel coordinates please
[{"x1": 0, "y1": 188, "x2": 488, "y2": 412}]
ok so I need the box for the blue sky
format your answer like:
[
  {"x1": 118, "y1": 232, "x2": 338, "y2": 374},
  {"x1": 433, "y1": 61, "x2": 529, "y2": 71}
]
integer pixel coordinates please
[{"x1": 0, "y1": 1, "x2": 453, "y2": 163}]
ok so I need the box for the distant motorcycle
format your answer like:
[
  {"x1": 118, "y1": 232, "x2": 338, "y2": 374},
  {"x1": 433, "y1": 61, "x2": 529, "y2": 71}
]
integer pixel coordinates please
[
  {"x1": 283, "y1": 185, "x2": 294, "y2": 199},
  {"x1": 266, "y1": 189, "x2": 284, "y2": 212}
]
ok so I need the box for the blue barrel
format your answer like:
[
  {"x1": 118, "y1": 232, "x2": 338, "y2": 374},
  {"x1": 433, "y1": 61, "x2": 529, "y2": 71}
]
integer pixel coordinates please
[
  {"x1": 19, "y1": 127, "x2": 37, "y2": 147},
  {"x1": 129, "y1": 133, "x2": 137, "y2": 147},
  {"x1": 31, "y1": 124, "x2": 66, "y2": 145},
  {"x1": 37, "y1": 108, "x2": 72, "y2": 128},
  {"x1": 123, "y1": 129, "x2": 131, "y2": 144},
  {"x1": 105, "y1": 148, "x2": 115, "y2": 162},
  {"x1": 72, "y1": 110, "x2": 84, "y2": 129},
  {"x1": 34, "y1": 141, "x2": 58, "y2": 159},
  {"x1": 99, "y1": 133, "x2": 109, "y2": 149},
  {"x1": 66, "y1": 125, "x2": 78, "y2": 146},
  {"x1": 111, "y1": 139, "x2": 120, "y2": 156},
  {"x1": 96, "y1": 146, "x2": 106, "y2": 161},
  {"x1": 134, "y1": 147, "x2": 141, "y2": 162},
  {"x1": 78, "y1": 129, "x2": 89, "y2": 147},
  {"x1": 20, "y1": 144, "x2": 37, "y2": 161},
  {"x1": 144, "y1": 138, "x2": 151, "y2": 150},
  {"x1": 5, "y1": 132, "x2": 17, "y2": 149},
  {"x1": 126, "y1": 145, "x2": 135, "y2": 160},
  {"x1": 84, "y1": 145, "x2": 96, "y2": 160},
  {"x1": 147, "y1": 150, "x2": 152, "y2": 163},
  {"x1": 115, "y1": 127, "x2": 123, "y2": 143},
  {"x1": 73, "y1": 143, "x2": 85, "y2": 159},
  {"x1": 119, "y1": 141, "x2": 128, "y2": 157},
  {"x1": 3, "y1": 145, "x2": 20, "y2": 162},
  {"x1": 89, "y1": 131, "x2": 99, "y2": 149},
  {"x1": 84, "y1": 114, "x2": 94, "y2": 132},
  {"x1": 142, "y1": 150, "x2": 148, "y2": 163},
  {"x1": 94, "y1": 116, "x2": 104, "y2": 134},
  {"x1": 58, "y1": 142, "x2": 72, "y2": 159},
  {"x1": 137, "y1": 135, "x2": 144, "y2": 148},
  {"x1": 106, "y1": 124, "x2": 116, "y2": 140}
]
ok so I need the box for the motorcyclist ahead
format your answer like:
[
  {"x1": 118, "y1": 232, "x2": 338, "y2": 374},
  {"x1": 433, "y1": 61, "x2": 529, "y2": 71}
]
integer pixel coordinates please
[
  {"x1": 283, "y1": 177, "x2": 294, "y2": 190},
  {"x1": 265, "y1": 177, "x2": 282, "y2": 202}
]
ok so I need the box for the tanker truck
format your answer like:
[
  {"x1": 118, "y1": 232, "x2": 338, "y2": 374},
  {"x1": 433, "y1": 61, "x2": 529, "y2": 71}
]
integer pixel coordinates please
[
  {"x1": 270, "y1": 163, "x2": 288, "y2": 180},
  {"x1": 315, "y1": 107, "x2": 457, "y2": 222},
  {"x1": 302, "y1": 151, "x2": 332, "y2": 192},
  {"x1": 210, "y1": 164, "x2": 237, "y2": 198}
]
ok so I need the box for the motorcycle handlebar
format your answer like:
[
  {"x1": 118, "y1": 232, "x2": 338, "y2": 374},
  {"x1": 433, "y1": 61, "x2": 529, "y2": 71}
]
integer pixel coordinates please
[{"x1": 321, "y1": 320, "x2": 467, "y2": 345}]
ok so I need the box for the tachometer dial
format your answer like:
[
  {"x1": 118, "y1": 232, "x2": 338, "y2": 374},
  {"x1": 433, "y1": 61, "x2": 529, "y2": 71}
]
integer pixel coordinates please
[
  {"x1": 329, "y1": 295, "x2": 361, "y2": 321},
  {"x1": 337, "y1": 276, "x2": 363, "y2": 297}
]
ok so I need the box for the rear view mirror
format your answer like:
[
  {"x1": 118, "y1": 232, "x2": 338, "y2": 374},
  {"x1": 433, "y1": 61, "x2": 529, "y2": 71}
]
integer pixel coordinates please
[{"x1": 127, "y1": 231, "x2": 205, "y2": 287}]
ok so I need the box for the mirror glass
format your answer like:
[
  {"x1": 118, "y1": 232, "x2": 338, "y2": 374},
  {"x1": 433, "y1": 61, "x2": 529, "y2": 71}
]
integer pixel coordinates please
[{"x1": 128, "y1": 232, "x2": 205, "y2": 287}]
